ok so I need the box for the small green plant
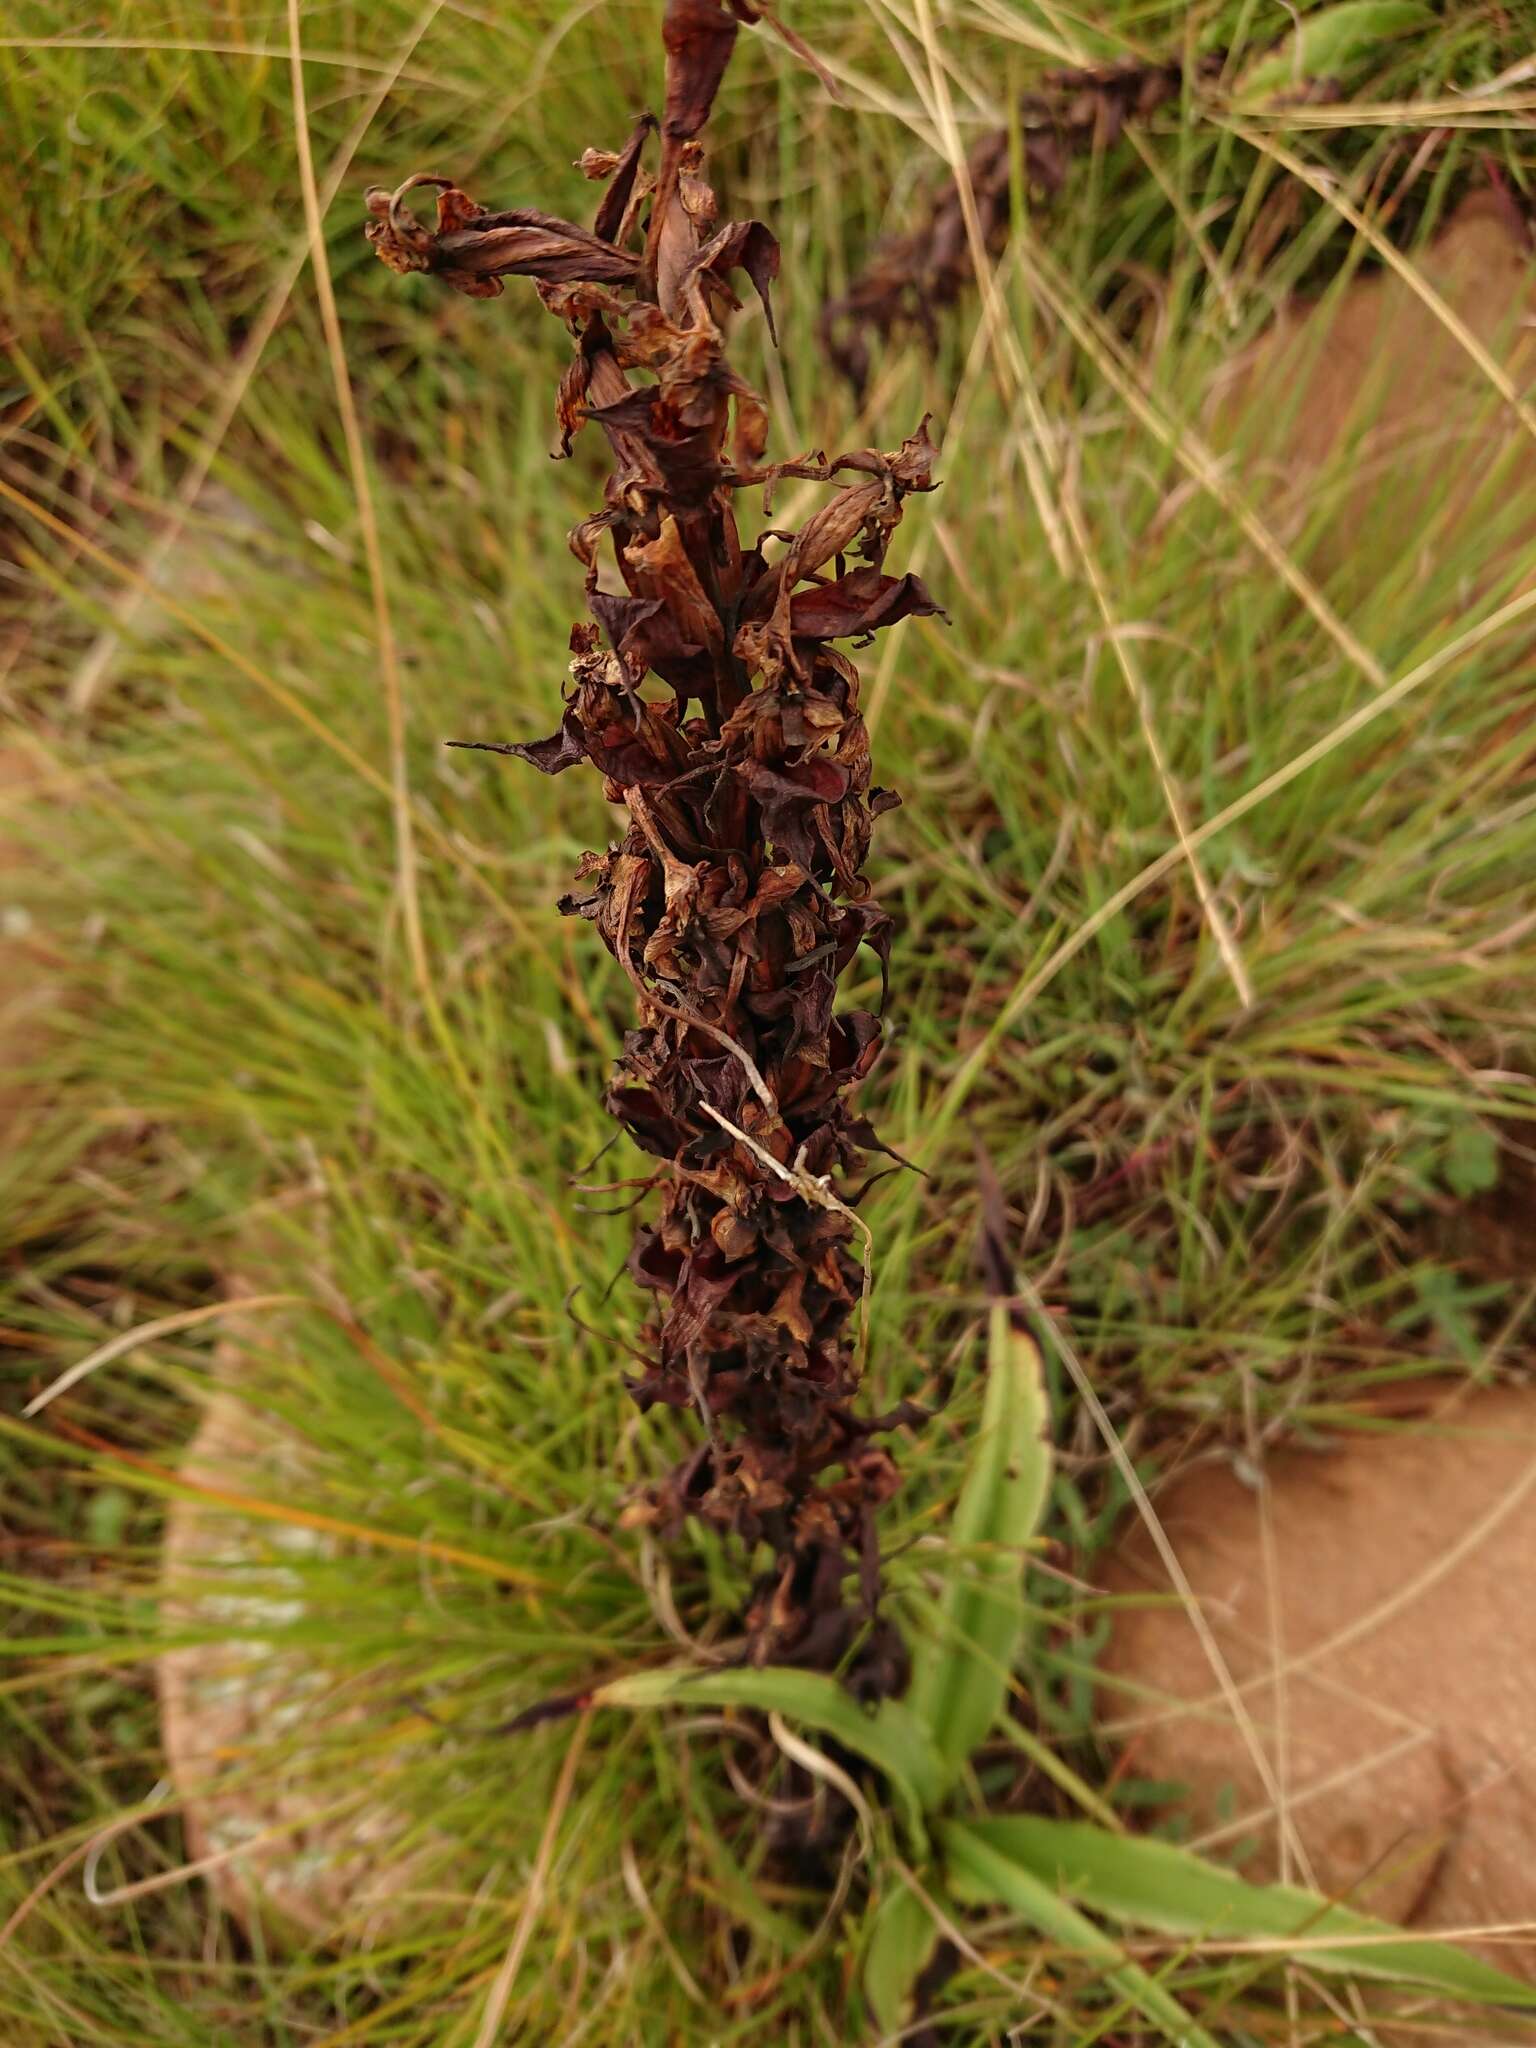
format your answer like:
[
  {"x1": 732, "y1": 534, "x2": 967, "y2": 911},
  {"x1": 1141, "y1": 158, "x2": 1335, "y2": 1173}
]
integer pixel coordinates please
[{"x1": 604, "y1": 1300, "x2": 1536, "y2": 2034}]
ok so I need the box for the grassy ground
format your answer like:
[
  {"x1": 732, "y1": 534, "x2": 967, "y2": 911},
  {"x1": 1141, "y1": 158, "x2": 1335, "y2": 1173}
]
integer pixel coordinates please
[{"x1": 4, "y1": 0, "x2": 1536, "y2": 2040}]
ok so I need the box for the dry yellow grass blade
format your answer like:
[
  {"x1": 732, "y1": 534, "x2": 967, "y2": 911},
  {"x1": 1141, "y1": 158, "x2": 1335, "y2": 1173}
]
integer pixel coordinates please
[
  {"x1": 1058, "y1": 459, "x2": 1255, "y2": 1011},
  {"x1": 27, "y1": 1416, "x2": 556, "y2": 1594},
  {"x1": 20, "y1": 1297, "x2": 303, "y2": 1418},
  {"x1": 1222, "y1": 116, "x2": 1536, "y2": 451},
  {"x1": 0, "y1": 471, "x2": 605, "y2": 1046},
  {"x1": 933, "y1": 574, "x2": 1536, "y2": 1136},
  {"x1": 1018, "y1": 224, "x2": 1391, "y2": 692},
  {"x1": 1015, "y1": 1277, "x2": 1327, "y2": 1894},
  {"x1": 0, "y1": 31, "x2": 462, "y2": 88},
  {"x1": 67, "y1": 2, "x2": 447, "y2": 716},
  {"x1": 287, "y1": 0, "x2": 430, "y2": 1008},
  {"x1": 905, "y1": 0, "x2": 1074, "y2": 577},
  {"x1": 472, "y1": 1715, "x2": 591, "y2": 2048}
]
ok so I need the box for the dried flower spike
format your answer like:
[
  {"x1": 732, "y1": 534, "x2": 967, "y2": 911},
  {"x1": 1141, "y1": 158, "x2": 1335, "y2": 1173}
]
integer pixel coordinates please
[
  {"x1": 370, "y1": 0, "x2": 941, "y2": 1693},
  {"x1": 820, "y1": 56, "x2": 1201, "y2": 392}
]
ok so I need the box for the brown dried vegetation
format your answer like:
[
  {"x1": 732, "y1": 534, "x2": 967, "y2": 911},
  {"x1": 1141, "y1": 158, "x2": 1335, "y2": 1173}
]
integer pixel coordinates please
[
  {"x1": 366, "y1": 0, "x2": 940, "y2": 1691},
  {"x1": 820, "y1": 57, "x2": 1201, "y2": 393}
]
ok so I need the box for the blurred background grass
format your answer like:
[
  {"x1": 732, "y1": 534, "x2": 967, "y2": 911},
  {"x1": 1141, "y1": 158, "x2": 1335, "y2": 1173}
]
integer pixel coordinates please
[{"x1": 4, "y1": 1, "x2": 1536, "y2": 2040}]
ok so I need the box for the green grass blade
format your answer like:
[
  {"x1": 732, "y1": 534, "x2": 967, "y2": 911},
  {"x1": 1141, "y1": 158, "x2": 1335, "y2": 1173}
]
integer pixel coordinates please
[
  {"x1": 592, "y1": 1664, "x2": 945, "y2": 1824},
  {"x1": 958, "y1": 1816, "x2": 1536, "y2": 2009},
  {"x1": 1237, "y1": 2, "x2": 1432, "y2": 101},
  {"x1": 941, "y1": 1819, "x2": 1223, "y2": 2048},
  {"x1": 907, "y1": 1304, "x2": 1051, "y2": 1789}
]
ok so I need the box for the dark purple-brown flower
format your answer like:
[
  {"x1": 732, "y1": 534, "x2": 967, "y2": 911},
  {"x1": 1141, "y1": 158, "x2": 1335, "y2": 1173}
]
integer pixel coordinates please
[{"x1": 369, "y1": 0, "x2": 942, "y2": 1691}]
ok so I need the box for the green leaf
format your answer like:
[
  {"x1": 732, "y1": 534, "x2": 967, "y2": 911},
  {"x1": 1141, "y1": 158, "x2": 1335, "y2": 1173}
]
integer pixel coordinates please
[
  {"x1": 590, "y1": 1663, "x2": 945, "y2": 1828},
  {"x1": 862, "y1": 1873, "x2": 944, "y2": 2036},
  {"x1": 86, "y1": 1485, "x2": 131, "y2": 1548},
  {"x1": 941, "y1": 1820, "x2": 1223, "y2": 2048},
  {"x1": 954, "y1": 1816, "x2": 1536, "y2": 2009},
  {"x1": 1405, "y1": 1263, "x2": 1488, "y2": 1368},
  {"x1": 1443, "y1": 1118, "x2": 1500, "y2": 1199},
  {"x1": 908, "y1": 1304, "x2": 1051, "y2": 1790},
  {"x1": 1238, "y1": 2, "x2": 1431, "y2": 101}
]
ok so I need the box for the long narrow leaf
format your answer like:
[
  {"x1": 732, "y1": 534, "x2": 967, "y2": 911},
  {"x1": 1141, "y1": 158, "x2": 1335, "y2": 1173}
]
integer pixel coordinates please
[
  {"x1": 908, "y1": 1304, "x2": 1051, "y2": 1788},
  {"x1": 591, "y1": 1664, "x2": 945, "y2": 1825},
  {"x1": 862, "y1": 1874, "x2": 944, "y2": 2037},
  {"x1": 942, "y1": 1820, "x2": 1222, "y2": 2048},
  {"x1": 958, "y1": 1816, "x2": 1536, "y2": 2009}
]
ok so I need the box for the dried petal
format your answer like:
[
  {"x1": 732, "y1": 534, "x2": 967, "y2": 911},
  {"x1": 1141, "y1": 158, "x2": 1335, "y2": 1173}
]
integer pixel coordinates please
[
  {"x1": 661, "y1": 0, "x2": 740, "y2": 142},
  {"x1": 691, "y1": 217, "x2": 782, "y2": 341},
  {"x1": 788, "y1": 567, "x2": 946, "y2": 642},
  {"x1": 505, "y1": 711, "x2": 587, "y2": 775},
  {"x1": 434, "y1": 212, "x2": 641, "y2": 286},
  {"x1": 590, "y1": 112, "x2": 657, "y2": 244}
]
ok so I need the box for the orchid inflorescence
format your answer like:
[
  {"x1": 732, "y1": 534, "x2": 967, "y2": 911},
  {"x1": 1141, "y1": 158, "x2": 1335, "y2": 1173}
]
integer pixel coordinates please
[{"x1": 367, "y1": 0, "x2": 941, "y2": 1692}]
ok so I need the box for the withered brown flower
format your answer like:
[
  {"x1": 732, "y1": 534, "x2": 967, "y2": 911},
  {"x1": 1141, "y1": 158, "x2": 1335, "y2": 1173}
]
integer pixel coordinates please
[
  {"x1": 368, "y1": 0, "x2": 941, "y2": 1693},
  {"x1": 820, "y1": 57, "x2": 1201, "y2": 393}
]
